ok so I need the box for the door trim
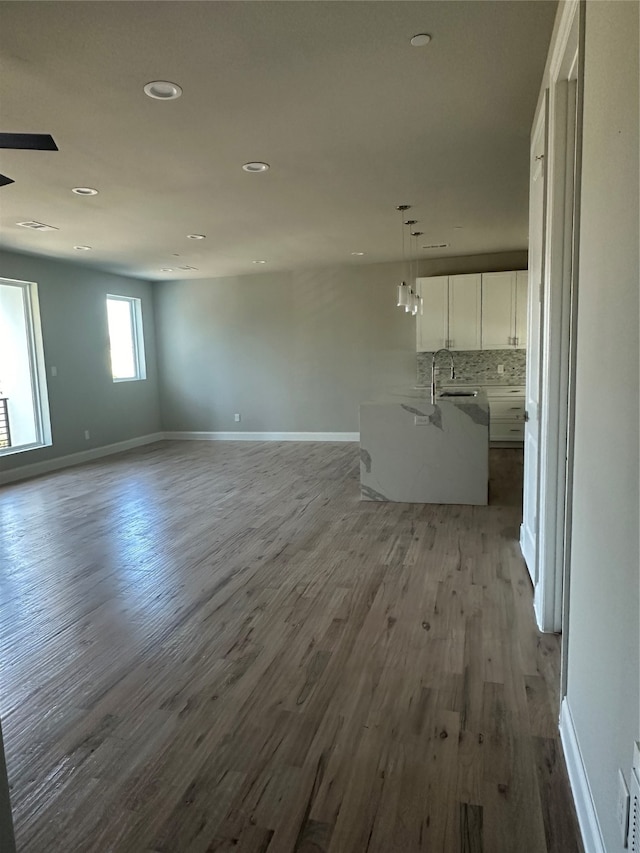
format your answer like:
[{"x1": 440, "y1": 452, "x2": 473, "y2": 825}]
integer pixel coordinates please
[{"x1": 533, "y1": 0, "x2": 581, "y2": 634}]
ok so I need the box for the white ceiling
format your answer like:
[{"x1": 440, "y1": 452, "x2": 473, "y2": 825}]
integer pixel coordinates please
[{"x1": 0, "y1": 1, "x2": 556, "y2": 281}]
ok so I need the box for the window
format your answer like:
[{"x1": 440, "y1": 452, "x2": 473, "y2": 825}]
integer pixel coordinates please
[
  {"x1": 0, "y1": 278, "x2": 52, "y2": 455},
  {"x1": 106, "y1": 295, "x2": 146, "y2": 382}
]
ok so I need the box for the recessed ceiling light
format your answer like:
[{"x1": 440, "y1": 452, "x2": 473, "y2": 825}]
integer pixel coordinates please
[
  {"x1": 144, "y1": 81, "x2": 182, "y2": 100},
  {"x1": 160, "y1": 268, "x2": 174, "y2": 272},
  {"x1": 187, "y1": 234, "x2": 206, "y2": 240},
  {"x1": 410, "y1": 33, "x2": 432, "y2": 47},
  {"x1": 252, "y1": 259, "x2": 267, "y2": 264},
  {"x1": 242, "y1": 162, "x2": 270, "y2": 173},
  {"x1": 351, "y1": 252, "x2": 365, "y2": 256},
  {"x1": 72, "y1": 187, "x2": 98, "y2": 196},
  {"x1": 74, "y1": 245, "x2": 92, "y2": 251}
]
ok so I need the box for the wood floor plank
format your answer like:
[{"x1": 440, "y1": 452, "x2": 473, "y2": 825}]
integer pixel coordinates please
[{"x1": 0, "y1": 443, "x2": 583, "y2": 852}]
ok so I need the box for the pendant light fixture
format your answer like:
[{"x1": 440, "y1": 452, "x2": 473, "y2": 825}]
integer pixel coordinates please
[
  {"x1": 396, "y1": 205, "x2": 411, "y2": 308},
  {"x1": 404, "y1": 219, "x2": 418, "y2": 313},
  {"x1": 410, "y1": 227, "x2": 424, "y2": 315}
]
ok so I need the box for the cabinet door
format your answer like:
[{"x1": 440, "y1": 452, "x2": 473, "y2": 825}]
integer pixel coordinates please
[
  {"x1": 448, "y1": 274, "x2": 481, "y2": 350},
  {"x1": 515, "y1": 270, "x2": 528, "y2": 347},
  {"x1": 416, "y1": 276, "x2": 448, "y2": 351},
  {"x1": 481, "y1": 271, "x2": 516, "y2": 349}
]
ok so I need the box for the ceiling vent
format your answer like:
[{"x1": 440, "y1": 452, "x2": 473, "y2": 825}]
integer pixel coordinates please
[
  {"x1": 16, "y1": 220, "x2": 59, "y2": 231},
  {"x1": 423, "y1": 242, "x2": 449, "y2": 250}
]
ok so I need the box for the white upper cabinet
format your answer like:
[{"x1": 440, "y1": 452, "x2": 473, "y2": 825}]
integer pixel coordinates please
[
  {"x1": 416, "y1": 269, "x2": 528, "y2": 351},
  {"x1": 416, "y1": 276, "x2": 448, "y2": 351},
  {"x1": 448, "y1": 274, "x2": 482, "y2": 350},
  {"x1": 515, "y1": 270, "x2": 528, "y2": 348},
  {"x1": 481, "y1": 271, "x2": 517, "y2": 349}
]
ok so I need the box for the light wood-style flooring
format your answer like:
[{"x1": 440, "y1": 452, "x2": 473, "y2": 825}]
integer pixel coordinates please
[{"x1": 0, "y1": 442, "x2": 582, "y2": 852}]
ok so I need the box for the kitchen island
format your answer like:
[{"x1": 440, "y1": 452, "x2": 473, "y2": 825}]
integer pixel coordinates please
[{"x1": 359, "y1": 390, "x2": 489, "y2": 505}]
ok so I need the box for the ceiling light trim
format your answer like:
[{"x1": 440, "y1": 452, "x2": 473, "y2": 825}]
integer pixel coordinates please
[
  {"x1": 410, "y1": 33, "x2": 432, "y2": 47},
  {"x1": 144, "y1": 81, "x2": 183, "y2": 100},
  {"x1": 242, "y1": 162, "x2": 270, "y2": 173}
]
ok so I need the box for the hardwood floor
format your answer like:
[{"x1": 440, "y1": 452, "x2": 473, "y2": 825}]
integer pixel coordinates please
[{"x1": 0, "y1": 442, "x2": 582, "y2": 852}]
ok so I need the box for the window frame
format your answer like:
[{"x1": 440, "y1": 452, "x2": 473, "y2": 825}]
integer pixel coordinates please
[{"x1": 106, "y1": 294, "x2": 147, "y2": 383}]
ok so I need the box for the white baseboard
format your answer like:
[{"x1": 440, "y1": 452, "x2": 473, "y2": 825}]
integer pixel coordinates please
[
  {"x1": 0, "y1": 432, "x2": 165, "y2": 486},
  {"x1": 559, "y1": 698, "x2": 606, "y2": 853},
  {"x1": 163, "y1": 430, "x2": 360, "y2": 442}
]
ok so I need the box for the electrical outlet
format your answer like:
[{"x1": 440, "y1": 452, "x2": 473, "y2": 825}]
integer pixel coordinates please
[
  {"x1": 414, "y1": 415, "x2": 430, "y2": 425},
  {"x1": 497, "y1": 364, "x2": 505, "y2": 375},
  {"x1": 618, "y1": 769, "x2": 630, "y2": 847},
  {"x1": 84, "y1": 430, "x2": 90, "y2": 440},
  {"x1": 234, "y1": 413, "x2": 241, "y2": 423},
  {"x1": 51, "y1": 365, "x2": 57, "y2": 377}
]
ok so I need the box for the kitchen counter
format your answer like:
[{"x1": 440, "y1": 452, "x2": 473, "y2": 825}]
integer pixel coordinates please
[{"x1": 359, "y1": 390, "x2": 489, "y2": 505}]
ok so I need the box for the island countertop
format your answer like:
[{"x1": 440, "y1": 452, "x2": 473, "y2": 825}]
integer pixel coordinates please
[{"x1": 359, "y1": 390, "x2": 489, "y2": 505}]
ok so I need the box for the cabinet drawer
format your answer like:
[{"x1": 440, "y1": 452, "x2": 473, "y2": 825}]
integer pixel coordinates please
[
  {"x1": 490, "y1": 422, "x2": 525, "y2": 441},
  {"x1": 489, "y1": 399, "x2": 525, "y2": 419},
  {"x1": 483, "y1": 386, "x2": 525, "y2": 399}
]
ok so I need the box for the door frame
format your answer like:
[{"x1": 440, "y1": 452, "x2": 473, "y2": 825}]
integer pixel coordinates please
[
  {"x1": 531, "y1": 0, "x2": 581, "y2": 635},
  {"x1": 520, "y1": 90, "x2": 548, "y2": 586}
]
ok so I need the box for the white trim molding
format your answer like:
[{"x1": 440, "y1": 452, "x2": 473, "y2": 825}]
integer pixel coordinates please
[
  {"x1": 559, "y1": 699, "x2": 606, "y2": 853},
  {"x1": 0, "y1": 432, "x2": 165, "y2": 486},
  {"x1": 163, "y1": 431, "x2": 359, "y2": 442}
]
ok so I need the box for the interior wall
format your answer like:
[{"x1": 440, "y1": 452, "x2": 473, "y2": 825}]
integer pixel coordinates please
[
  {"x1": 154, "y1": 251, "x2": 527, "y2": 433},
  {"x1": 0, "y1": 249, "x2": 161, "y2": 473},
  {"x1": 566, "y1": 2, "x2": 639, "y2": 850}
]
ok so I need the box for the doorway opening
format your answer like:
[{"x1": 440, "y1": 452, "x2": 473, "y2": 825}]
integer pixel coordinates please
[{"x1": 0, "y1": 278, "x2": 51, "y2": 456}]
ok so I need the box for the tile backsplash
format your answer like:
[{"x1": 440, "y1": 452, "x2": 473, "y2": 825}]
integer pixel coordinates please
[{"x1": 417, "y1": 349, "x2": 526, "y2": 386}]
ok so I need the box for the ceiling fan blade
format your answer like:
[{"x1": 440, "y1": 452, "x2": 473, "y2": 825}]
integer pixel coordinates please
[
  {"x1": 0, "y1": 133, "x2": 58, "y2": 151},
  {"x1": 0, "y1": 174, "x2": 15, "y2": 187}
]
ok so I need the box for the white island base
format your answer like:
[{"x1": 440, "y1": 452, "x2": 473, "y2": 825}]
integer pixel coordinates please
[{"x1": 359, "y1": 393, "x2": 489, "y2": 505}]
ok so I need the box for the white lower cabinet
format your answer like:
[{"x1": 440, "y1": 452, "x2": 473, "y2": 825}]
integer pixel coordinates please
[
  {"x1": 484, "y1": 386, "x2": 525, "y2": 444},
  {"x1": 439, "y1": 385, "x2": 526, "y2": 443}
]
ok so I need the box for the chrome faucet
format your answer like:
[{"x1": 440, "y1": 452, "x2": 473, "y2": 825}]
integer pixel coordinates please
[{"x1": 431, "y1": 348, "x2": 456, "y2": 404}]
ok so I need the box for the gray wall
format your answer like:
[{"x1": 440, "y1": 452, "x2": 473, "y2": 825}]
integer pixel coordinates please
[
  {"x1": 155, "y1": 251, "x2": 526, "y2": 433},
  {"x1": 0, "y1": 250, "x2": 161, "y2": 473},
  {"x1": 567, "y1": 2, "x2": 639, "y2": 850}
]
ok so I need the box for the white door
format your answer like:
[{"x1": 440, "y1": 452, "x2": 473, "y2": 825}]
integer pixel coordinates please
[
  {"x1": 448, "y1": 274, "x2": 481, "y2": 350},
  {"x1": 481, "y1": 272, "x2": 516, "y2": 348},
  {"x1": 416, "y1": 276, "x2": 448, "y2": 351},
  {"x1": 515, "y1": 270, "x2": 528, "y2": 348},
  {"x1": 520, "y1": 94, "x2": 547, "y2": 584}
]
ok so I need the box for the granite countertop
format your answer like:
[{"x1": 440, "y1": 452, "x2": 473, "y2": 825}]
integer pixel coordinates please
[
  {"x1": 362, "y1": 388, "x2": 488, "y2": 408},
  {"x1": 414, "y1": 381, "x2": 524, "y2": 389}
]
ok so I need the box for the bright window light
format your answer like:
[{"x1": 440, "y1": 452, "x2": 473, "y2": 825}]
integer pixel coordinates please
[{"x1": 106, "y1": 295, "x2": 146, "y2": 382}]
